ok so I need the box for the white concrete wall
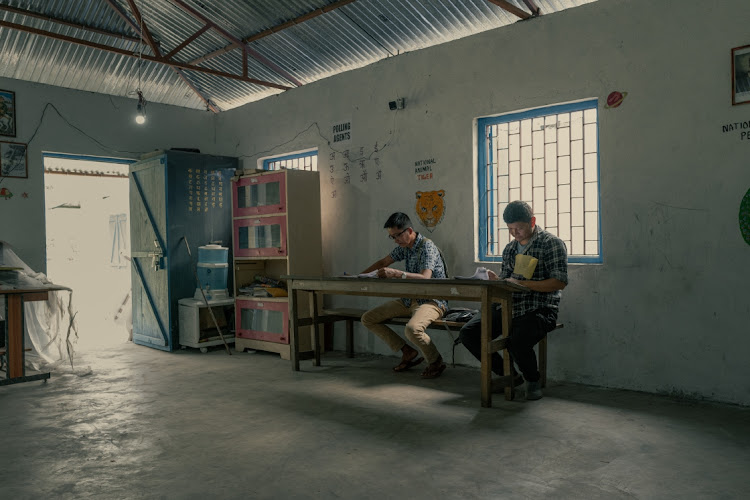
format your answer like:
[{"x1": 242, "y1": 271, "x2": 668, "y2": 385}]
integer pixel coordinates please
[
  {"x1": 1, "y1": 0, "x2": 747, "y2": 405},
  {"x1": 215, "y1": 0, "x2": 750, "y2": 405},
  {"x1": 0, "y1": 77, "x2": 219, "y2": 271}
]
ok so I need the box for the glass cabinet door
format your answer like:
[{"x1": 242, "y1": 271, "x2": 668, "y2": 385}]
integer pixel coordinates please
[
  {"x1": 233, "y1": 172, "x2": 286, "y2": 216},
  {"x1": 233, "y1": 215, "x2": 287, "y2": 257},
  {"x1": 235, "y1": 299, "x2": 289, "y2": 344}
]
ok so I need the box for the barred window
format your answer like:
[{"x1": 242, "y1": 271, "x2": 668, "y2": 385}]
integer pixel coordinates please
[
  {"x1": 262, "y1": 150, "x2": 318, "y2": 171},
  {"x1": 477, "y1": 99, "x2": 601, "y2": 263}
]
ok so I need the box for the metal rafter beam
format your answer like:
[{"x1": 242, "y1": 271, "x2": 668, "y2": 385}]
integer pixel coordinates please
[
  {"x1": 0, "y1": 19, "x2": 291, "y2": 91},
  {"x1": 102, "y1": 0, "x2": 148, "y2": 47},
  {"x1": 0, "y1": 4, "x2": 142, "y2": 44},
  {"x1": 245, "y1": 0, "x2": 356, "y2": 43},
  {"x1": 167, "y1": 0, "x2": 303, "y2": 87},
  {"x1": 486, "y1": 0, "x2": 532, "y2": 20},
  {"x1": 168, "y1": 0, "x2": 244, "y2": 51},
  {"x1": 0, "y1": 1, "x2": 218, "y2": 111},
  {"x1": 173, "y1": 67, "x2": 220, "y2": 113},
  {"x1": 522, "y1": 0, "x2": 541, "y2": 17},
  {"x1": 124, "y1": 0, "x2": 161, "y2": 56},
  {"x1": 109, "y1": 1, "x2": 217, "y2": 112},
  {"x1": 164, "y1": 25, "x2": 210, "y2": 60},
  {"x1": 191, "y1": 0, "x2": 356, "y2": 66}
]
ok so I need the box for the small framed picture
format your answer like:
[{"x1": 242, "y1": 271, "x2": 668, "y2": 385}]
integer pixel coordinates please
[
  {"x1": 0, "y1": 141, "x2": 28, "y2": 178},
  {"x1": 732, "y1": 45, "x2": 750, "y2": 105},
  {"x1": 0, "y1": 89, "x2": 16, "y2": 137}
]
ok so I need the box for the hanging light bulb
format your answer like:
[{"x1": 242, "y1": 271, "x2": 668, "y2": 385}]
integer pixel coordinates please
[
  {"x1": 135, "y1": 90, "x2": 147, "y2": 124},
  {"x1": 133, "y1": 0, "x2": 148, "y2": 125}
]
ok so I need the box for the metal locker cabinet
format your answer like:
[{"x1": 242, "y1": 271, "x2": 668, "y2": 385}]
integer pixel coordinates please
[{"x1": 129, "y1": 150, "x2": 237, "y2": 351}]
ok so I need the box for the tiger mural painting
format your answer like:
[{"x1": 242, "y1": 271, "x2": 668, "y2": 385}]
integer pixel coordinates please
[{"x1": 415, "y1": 190, "x2": 445, "y2": 232}]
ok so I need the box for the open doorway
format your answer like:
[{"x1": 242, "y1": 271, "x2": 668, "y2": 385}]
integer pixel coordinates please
[{"x1": 44, "y1": 153, "x2": 133, "y2": 350}]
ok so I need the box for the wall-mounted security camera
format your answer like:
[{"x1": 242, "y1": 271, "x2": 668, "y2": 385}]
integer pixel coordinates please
[{"x1": 388, "y1": 97, "x2": 405, "y2": 111}]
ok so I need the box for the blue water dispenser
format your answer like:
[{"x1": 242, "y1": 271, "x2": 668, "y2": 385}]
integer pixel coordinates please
[{"x1": 194, "y1": 244, "x2": 229, "y2": 300}]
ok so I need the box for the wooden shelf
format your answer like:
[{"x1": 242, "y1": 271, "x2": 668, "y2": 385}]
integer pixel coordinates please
[
  {"x1": 231, "y1": 169, "x2": 322, "y2": 358},
  {"x1": 234, "y1": 295, "x2": 288, "y2": 302}
]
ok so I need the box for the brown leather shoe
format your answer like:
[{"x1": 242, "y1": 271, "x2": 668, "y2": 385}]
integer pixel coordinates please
[{"x1": 421, "y1": 360, "x2": 447, "y2": 379}]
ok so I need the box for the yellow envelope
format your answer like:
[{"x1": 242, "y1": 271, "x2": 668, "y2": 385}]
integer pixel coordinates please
[{"x1": 513, "y1": 254, "x2": 538, "y2": 279}]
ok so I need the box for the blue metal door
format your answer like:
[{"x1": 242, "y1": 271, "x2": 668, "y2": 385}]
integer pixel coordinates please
[{"x1": 129, "y1": 156, "x2": 171, "y2": 350}]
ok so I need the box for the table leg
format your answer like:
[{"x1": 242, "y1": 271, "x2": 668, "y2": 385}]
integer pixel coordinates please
[
  {"x1": 501, "y1": 297, "x2": 514, "y2": 401},
  {"x1": 289, "y1": 287, "x2": 300, "y2": 371},
  {"x1": 480, "y1": 289, "x2": 492, "y2": 408},
  {"x1": 7, "y1": 295, "x2": 24, "y2": 379},
  {"x1": 310, "y1": 292, "x2": 321, "y2": 366},
  {"x1": 346, "y1": 320, "x2": 354, "y2": 358}
]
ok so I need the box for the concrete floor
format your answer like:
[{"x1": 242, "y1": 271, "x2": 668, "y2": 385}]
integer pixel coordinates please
[{"x1": 1, "y1": 342, "x2": 749, "y2": 500}]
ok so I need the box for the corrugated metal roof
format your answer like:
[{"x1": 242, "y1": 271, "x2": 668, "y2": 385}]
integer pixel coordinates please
[{"x1": 0, "y1": 0, "x2": 597, "y2": 111}]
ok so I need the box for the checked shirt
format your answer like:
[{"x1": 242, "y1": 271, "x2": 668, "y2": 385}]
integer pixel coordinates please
[
  {"x1": 390, "y1": 232, "x2": 448, "y2": 311},
  {"x1": 500, "y1": 226, "x2": 568, "y2": 318}
]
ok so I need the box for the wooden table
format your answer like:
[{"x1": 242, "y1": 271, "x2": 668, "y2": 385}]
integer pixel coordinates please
[
  {"x1": 285, "y1": 276, "x2": 527, "y2": 408},
  {"x1": 1, "y1": 270, "x2": 68, "y2": 386}
]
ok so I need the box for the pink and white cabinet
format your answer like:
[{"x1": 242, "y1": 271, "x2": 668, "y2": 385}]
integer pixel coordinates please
[
  {"x1": 233, "y1": 215, "x2": 287, "y2": 257},
  {"x1": 230, "y1": 169, "x2": 322, "y2": 359},
  {"x1": 232, "y1": 171, "x2": 287, "y2": 216},
  {"x1": 235, "y1": 298, "x2": 289, "y2": 343}
]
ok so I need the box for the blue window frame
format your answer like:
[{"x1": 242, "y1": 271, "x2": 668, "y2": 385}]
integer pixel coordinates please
[
  {"x1": 477, "y1": 99, "x2": 602, "y2": 263},
  {"x1": 262, "y1": 150, "x2": 318, "y2": 171}
]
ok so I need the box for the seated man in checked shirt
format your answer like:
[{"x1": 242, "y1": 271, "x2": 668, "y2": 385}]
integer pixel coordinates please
[
  {"x1": 359, "y1": 212, "x2": 449, "y2": 379},
  {"x1": 459, "y1": 200, "x2": 568, "y2": 400}
]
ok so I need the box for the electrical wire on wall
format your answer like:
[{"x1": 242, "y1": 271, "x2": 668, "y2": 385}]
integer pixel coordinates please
[
  {"x1": 24, "y1": 102, "x2": 146, "y2": 156},
  {"x1": 237, "y1": 108, "x2": 400, "y2": 166},
  {"x1": 0, "y1": 101, "x2": 146, "y2": 186}
]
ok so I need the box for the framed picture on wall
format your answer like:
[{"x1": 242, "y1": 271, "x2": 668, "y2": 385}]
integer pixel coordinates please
[
  {"x1": 732, "y1": 45, "x2": 750, "y2": 105},
  {"x1": 0, "y1": 89, "x2": 16, "y2": 137},
  {"x1": 0, "y1": 141, "x2": 28, "y2": 178}
]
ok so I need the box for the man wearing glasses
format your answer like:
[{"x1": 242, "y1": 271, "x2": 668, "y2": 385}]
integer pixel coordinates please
[{"x1": 359, "y1": 212, "x2": 449, "y2": 378}]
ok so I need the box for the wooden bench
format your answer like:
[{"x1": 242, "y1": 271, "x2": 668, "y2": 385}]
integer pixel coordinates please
[
  {"x1": 321, "y1": 307, "x2": 562, "y2": 388},
  {"x1": 0, "y1": 348, "x2": 32, "y2": 355}
]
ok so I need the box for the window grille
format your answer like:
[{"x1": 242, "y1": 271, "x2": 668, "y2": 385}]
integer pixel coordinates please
[
  {"x1": 477, "y1": 99, "x2": 601, "y2": 263},
  {"x1": 262, "y1": 151, "x2": 318, "y2": 171}
]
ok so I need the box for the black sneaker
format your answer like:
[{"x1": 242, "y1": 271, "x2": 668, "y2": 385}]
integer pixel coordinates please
[{"x1": 525, "y1": 380, "x2": 543, "y2": 400}]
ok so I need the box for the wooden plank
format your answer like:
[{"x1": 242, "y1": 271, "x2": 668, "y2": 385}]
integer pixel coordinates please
[
  {"x1": 539, "y1": 336, "x2": 547, "y2": 388},
  {"x1": 320, "y1": 307, "x2": 466, "y2": 329},
  {"x1": 0, "y1": 348, "x2": 32, "y2": 355},
  {"x1": 289, "y1": 287, "x2": 300, "y2": 370},
  {"x1": 501, "y1": 296, "x2": 513, "y2": 402},
  {"x1": 345, "y1": 319, "x2": 354, "y2": 358},
  {"x1": 7, "y1": 294, "x2": 24, "y2": 378},
  {"x1": 293, "y1": 279, "x2": 488, "y2": 300},
  {"x1": 234, "y1": 337, "x2": 291, "y2": 359},
  {"x1": 322, "y1": 306, "x2": 563, "y2": 333},
  {"x1": 489, "y1": 337, "x2": 508, "y2": 353},
  {"x1": 19, "y1": 291, "x2": 48, "y2": 302},
  {"x1": 310, "y1": 291, "x2": 321, "y2": 366},
  {"x1": 480, "y1": 288, "x2": 492, "y2": 408},
  {"x1": 322, "y1": 307, "x2": 366, "y2": 317}
]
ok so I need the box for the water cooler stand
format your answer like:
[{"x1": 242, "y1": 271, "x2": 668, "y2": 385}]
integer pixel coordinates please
[
  {"x1": 179, "y1": 244, "x2": 234, "y2": 352},
  {"x1": 178, "y1": 296, "x2": 235, "y2": 352}
]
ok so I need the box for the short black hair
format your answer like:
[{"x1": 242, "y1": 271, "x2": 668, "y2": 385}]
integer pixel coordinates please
[
  {"x1": 502, "y1": 201, "x2": 534, "y2": 224},
  {"x1": 384, "y1": 212, "x2": 411, "y2": 230}
]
